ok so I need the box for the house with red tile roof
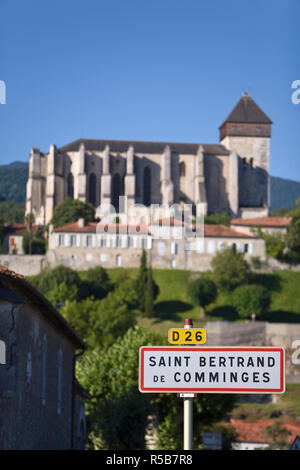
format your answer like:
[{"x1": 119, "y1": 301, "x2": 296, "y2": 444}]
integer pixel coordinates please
[
  {"x1": 224, "y1": 419, "x2": 300, "y2": 450},
  {"x1": 46, "y1": 217, "x2": 265, "y2": 271},
  {"x1": 230, "y1": 217, "x2": 291, "y2": 236}
]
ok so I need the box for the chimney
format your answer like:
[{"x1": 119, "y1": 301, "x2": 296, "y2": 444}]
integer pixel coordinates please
[{"x1": 78, "y1": 218, "x2": 85, "y2": 228}]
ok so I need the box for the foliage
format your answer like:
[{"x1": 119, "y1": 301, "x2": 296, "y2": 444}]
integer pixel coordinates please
[
  {"x1": 0, "y1": 201, "x2": 26, "y2": 224},
  {"x1": 135, "y1": 249, "x2": 159, "y2": 315},
  {"x1": 144, "y1": 265, "x2": 155, "y2": 317},
  {"x1": 204, "y1": 212, "x2": 230, "y2": 226},
  {"x1": 22, "y1": 229, "x2": 47, "y2": 255},
  {"x1": 29, "y1": 265, "x2": 82, "y2": 296},
  {"x1": 211, "y1": 246, "x2": 251, "y2": 291},
  {"x1": 264, "y1": 422, "x2": 291, "y2": 450},
  {"x1": 60, "y1": 290, "x2": 136, "y2": 349},
  {"x1": 78, "y1": 266, "x2": 114, "y2": 300},
  {"x1": 0, "y1": 161, "x2": 28, "y2": 203},
  {"x1": 76, "y1": 326, "x2": 161, "y2": 449},
  {"x1": 232, "y1": 284, "x2": 271, "y2": 319},
  {"x1": 45, "y1": 281, "x2": 78, "y2": 307},
  {"x1": 187, "y1": 277, "x2": 217, "y2": 309},
  {"x1": 50, "y1": 197, "x2": 95, "y2": 228},
  {"x1": 270, "y1": 208, "x2": 290, "y2": 217},
  {"x1": 286, "y1": 205, "x2": 300, "y2": 264}
]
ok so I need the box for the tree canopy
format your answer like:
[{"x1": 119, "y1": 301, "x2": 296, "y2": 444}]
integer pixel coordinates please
[{"x1": 50, "y1": 197, "x2": 95, "y2": 228}]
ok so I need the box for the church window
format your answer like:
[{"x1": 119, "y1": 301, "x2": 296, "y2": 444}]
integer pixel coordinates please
[
  {"x1": 179, "y1": 162, "x2": 186, "y2": 177},
  {"x1": 112, "y1": 173, "x2": 124, "y2": 213},
  {"x1": 67, "y1": 173, "x2": 74, "y2": 199},
  {"x1": 88, "y1": 173, "x2": 97, "y2": 206},
  {"x1": 143, "y1": 167, "x2": 151, "y2": 206}
]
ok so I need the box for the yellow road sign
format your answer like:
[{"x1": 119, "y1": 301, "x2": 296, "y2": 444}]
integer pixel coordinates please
[{"x1": 168, "y1": 328, "x2": 206, "y2": 344}]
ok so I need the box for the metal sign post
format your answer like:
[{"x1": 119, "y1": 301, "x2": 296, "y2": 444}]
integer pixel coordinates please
[{"x1": 183, "y1": 319, "x2": 194, "y2": 450}]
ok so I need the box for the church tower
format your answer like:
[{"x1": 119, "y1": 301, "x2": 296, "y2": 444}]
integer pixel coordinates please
[{"x1": 220, "y1": 93, "x2": 272, "y2": 218}]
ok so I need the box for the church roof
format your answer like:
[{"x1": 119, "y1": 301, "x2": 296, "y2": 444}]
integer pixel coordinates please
[
  {"x1": 231, "y1": 216, "x2": 291, "y2": 227},
  {"x1": 220, "y1": 93, "x2": 272, "y2": 127},
  {"x1": 59, "y1": 139, "x2": 230, "y2": 156}
]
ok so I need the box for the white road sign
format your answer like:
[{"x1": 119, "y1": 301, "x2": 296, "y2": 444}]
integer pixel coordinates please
[{"x1": 139, "y1": 346, "x2": 285, "y2": 394}]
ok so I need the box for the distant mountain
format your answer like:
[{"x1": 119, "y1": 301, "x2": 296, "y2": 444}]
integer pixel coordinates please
[
  {"x1": 0, "y1": 161, "x2": 28, "y2": 203},
  {"x1": 270, "y1": 176, "x2": 300, "y2": 211}
]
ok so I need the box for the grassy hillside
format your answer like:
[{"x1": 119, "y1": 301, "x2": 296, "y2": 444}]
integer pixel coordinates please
[{"x1": 106, "y1": 268, "x2": 300, "y2": 336}]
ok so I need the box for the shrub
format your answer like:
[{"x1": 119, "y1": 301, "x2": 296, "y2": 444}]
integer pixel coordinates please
[
  {"x1": 232, "y1": 284, "x2": 271, "y2": 319},
  {"x1": 187, "y1": 277, "x2": 217, "y2": 318},
  {"x1": 211, "y1": 246, "x2": 251, "y2": 291}
]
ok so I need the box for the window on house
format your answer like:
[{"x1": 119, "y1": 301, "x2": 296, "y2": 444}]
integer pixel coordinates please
[
  {"x1": 116, "y1": 255, "x2": 122, "y2": 266},
  {"x1": 70, "y1": 235, "x2": 76, "y2": 246},
  {"x1": 243, "y1": 243, "x2": 249, "y2": 253},
  {"x1": 86, "y1": 235, "x2": 92, "y2": 247},
  {"x1": 171, "y1": 242, "x2": 178, "y2": 255},
  {"x1": 58, "y1": 235, "x2": 65, "y2": 246},
  {"x1": 207, "y1": 241, "x2": 215, "y2": 253}
]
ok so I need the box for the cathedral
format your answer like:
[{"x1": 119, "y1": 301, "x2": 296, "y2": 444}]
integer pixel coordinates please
[{"x1": 25, "y1": 93, "x2": 272, "y2": 225}]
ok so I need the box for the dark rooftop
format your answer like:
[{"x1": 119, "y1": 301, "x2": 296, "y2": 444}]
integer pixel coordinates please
[
  {"x1": 59, "y1": 138, "x2": 230, "y2": 156},
  {"x1": 220, "y1": 93, "x2": 272, "y2": 127}
]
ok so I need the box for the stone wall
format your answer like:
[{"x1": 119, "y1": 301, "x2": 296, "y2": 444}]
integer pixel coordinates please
[{"x1": 0, "y1": 255, "x2": 48, "y2": 277}]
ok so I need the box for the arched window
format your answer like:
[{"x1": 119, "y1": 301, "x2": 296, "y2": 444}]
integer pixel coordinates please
[
  {"x1": 88, "y1": 173, "x2": 97, "y2": 206},
  {"x1": 112, "y1": 173, "x2": 124, "y2": 213},
  {"x1": 179, "y1": 161, "x2": 186, "y2": 177},
  {"x1": 67, "y1": 173, "x2": 74, "y2": 199},
  {"x1": 143, "y1": 166, "x2": 151, "y2": 206}
]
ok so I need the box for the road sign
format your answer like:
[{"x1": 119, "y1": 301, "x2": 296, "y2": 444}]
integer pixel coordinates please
[
  {"x1": 139, "y1": 346, "x2": 285, "y2": 393},
  {"x1": 168, "y1": 328, "x2": 206, "y2": 344},
  {"x1": 202, "y1": 432, "x2": 222, "y2": 450},
  {"x1": 290, "y1": 435, "x2": 300, "y2": 450}
]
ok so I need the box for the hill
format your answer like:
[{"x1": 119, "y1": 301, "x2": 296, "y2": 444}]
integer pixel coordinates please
[
  {"x1": 270, "y1": 176, "x2": 300, "y2": 211},
  {"x1": 105, "y1": 268, "x2": 300, "y2": 336},
  {"x1": 0, "y1": 161, "x2": 28, "y2": 203}
]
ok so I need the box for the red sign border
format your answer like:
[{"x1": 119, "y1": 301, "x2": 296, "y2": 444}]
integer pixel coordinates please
[{"x1": 139, "y1": 346, "x2": 285, "y2": 394}]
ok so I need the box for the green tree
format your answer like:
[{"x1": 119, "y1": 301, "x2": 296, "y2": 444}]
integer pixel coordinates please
[
  {"x1": 187, "y1": 277, "x2": 217, "y2": 319},
  {"x1": 0, "y1": 201, "x2": 26, "y2": 224},
  {"x1": 135, "y1": 249, "x2": 148, "y2": 311},
  {"x1": 264, "y1": 422, "x2": 291, "y2": 450},
  {"x1": 50, "y1": 197, "x2": 95, "y2": 228},
  {"x1": 29, "y1": 265, "x2": 81, "y2": 296},
  {"x1": 286, "y1": 204, "x2": 300, "y2": 264},
  {"x1": 60, "y1": 289, "x2": 136, "y2": 349},
  {"x1": 144, "y1": 265, "x2": 154, "y2": 317},
  {"x1": 232, "y1": 284, "x2": 271, "y2": 319},
  {"x1": 211, "y1": 246, "x2": 251, "y2": 291},
  {"x1": 135, "y1": 250, "x2": 159, "y2": 314},
  {"x1": 79, "y1": 266, "x2": 113, "y2": 300},
  {"x1": 24, "y1": 212, "x2": 35, "y2": 255},
  {"x1": 46, "y1": 281, "x2": 78, "y2": 307},
  {"x1": 204, "y1": 212, "x2": 230, "y2": 226},
  {"x1": 76, "y1": 326, "x2": 161, "y2": 449}
]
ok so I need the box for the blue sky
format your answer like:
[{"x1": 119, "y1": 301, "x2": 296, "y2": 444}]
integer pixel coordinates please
[{"x1": 0, "y1": 0, "x2": 299, "y2": 181}]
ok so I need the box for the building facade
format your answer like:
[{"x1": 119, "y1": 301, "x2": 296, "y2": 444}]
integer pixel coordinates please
[
  {"x1": 46, "y1": 218, "x2": 266, "y2": 272},
  {"x1": 25, "y1": 93, "x2": 272, "y2": 225},
  {"x1": 0, "y1": 265, "x2": 88, "y2": 450}
]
